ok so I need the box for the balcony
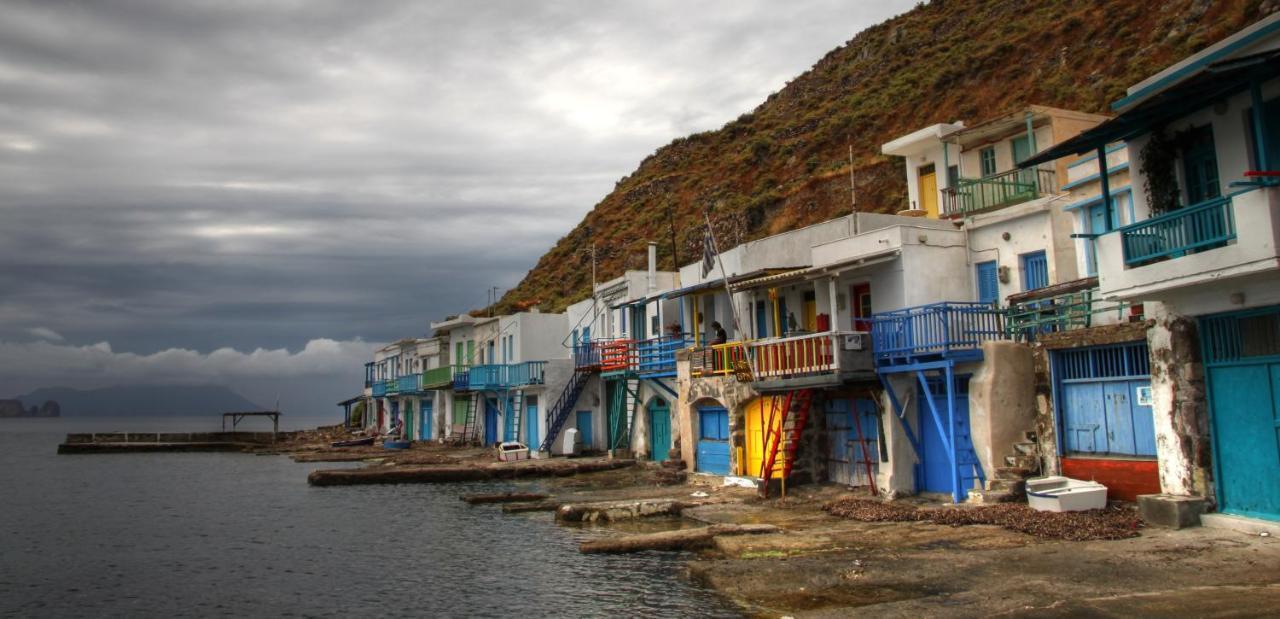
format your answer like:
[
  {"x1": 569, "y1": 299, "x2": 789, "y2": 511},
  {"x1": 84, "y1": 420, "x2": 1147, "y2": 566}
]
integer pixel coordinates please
[
  {"x1": 397, "y1": 374, "x2": 420, "y2": 393},
  {"x1": 690, "y1": 341, "x2": 749, "y2": 378},
  {"x1": 452, "y1": 366, "x2": 470, "y2": 391},
  {"x1": 746, "y1": 330, "x2": 874, "y2": 388},
  {"x1": 371, "y1": 380, "x2": 388, "y2": 397},
  {"x1": 871, "y1": 302, "x2": 1005, "y2": 367},
  {"x1": 942, "y1": 168, "x2": 1057, "y2": 218},
  {"x1": 421, "y1": 366, "x2": 454, "y2": 389},
  {"x1": 1004, "y1": 278, "x2": 1136, "y2": 341},
  {"x1": 574, "y1": 342, "x2": 601, "y2": 370},
  {"x1": 466, "y1": 361, "x2": 547, "y2": 391},
  {"x1": 598, "y1": 340, "x2": 634, "y2": 374},
  {"x1": 636, "y1": 336, "x2": 689, "y2": 376},
  {"x1": 1096, "y1": 186, "x2": 1279, "y2": 301}
]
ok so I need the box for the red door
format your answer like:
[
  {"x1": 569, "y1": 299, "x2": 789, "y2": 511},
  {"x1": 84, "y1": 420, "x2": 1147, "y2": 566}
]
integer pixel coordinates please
[{"x1": 851, "y1": 284, "x2": 872, "y2": 331}]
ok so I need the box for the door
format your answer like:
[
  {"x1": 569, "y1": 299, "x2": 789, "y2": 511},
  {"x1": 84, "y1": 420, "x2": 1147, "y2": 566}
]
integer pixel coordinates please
[
  {"x1": 1020, "y1": 250, "x2": 1049, "y2": 291},
  {"x1": 525, "y1": 396, "x2": 539, "y2": 449},
  {"x1": 696, "y1": 405, "x2": 730, "y2": 475},
  {"x1": 975, "y1": 261, "x2": 999, "y2": 305},
  {"x1": 576, "y1": 410, "x2": 593, "y2": 449},
  {"x1": 648, "y1": 398, "x2": 671, "y2": 462},
  {"x1": 403, "y1": 400, "x2": 415, "y2": 440},
  {"x1": 1083, "y1": 204, "x2": 1117, "y2": 276},
  {"x1": 744, "y1": 397, "x2": 785, "y2": 479},
  {"x1": 825, "y1": 399, "x2": 854, "y2": 486},
  {"x1": 918, "y1": 164, "x2": 938, "y2": 218},
  {"x1": 1183, "y1": 125, "x2": 1221, "y2": 205},
  {"x1": 484, "y1": 398, "x2": 499, "y2": 445},
  {"x1": 465, "y1": 340, "x2": 475, "y2": 367},
  {"x1": 1203, "y1": 308, "x2": 1280, "y2": 520},
  {"x1": 802, "y1": 291, "x2": 817, "y2": 332},
  {"x1": 851, "y1": 284, "x2": 872, "y2": 331},
  {"x1": 755, "y1": 300, "x2": 769, "y2": 338},
  {"x1": 421, "y1": 399, "x2": 433, "y2": 441},
  {"x1": 917, "y1": 377, "x2": 973, "y2": 494},
  {"x1": 1055, "y1": 343, "x2": 1155, "y2": 457},
  {"x1": 377, "y1": 400, "x2": 385, "y2": 432},
  {"x1": 826, "y1": 398, "x2": 880, "y2": 486}
]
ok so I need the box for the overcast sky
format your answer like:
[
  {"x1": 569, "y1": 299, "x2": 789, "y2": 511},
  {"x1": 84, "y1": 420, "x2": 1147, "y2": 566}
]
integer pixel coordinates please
[{"x1": 0, "y1": 0, "x2": 916, "y2": 413}]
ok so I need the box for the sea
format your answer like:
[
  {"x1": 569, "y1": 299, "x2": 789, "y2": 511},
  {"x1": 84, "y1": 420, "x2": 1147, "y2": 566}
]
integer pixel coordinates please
[{"x1": 0, "y1": 416, "x2": 743, "y2": 618}]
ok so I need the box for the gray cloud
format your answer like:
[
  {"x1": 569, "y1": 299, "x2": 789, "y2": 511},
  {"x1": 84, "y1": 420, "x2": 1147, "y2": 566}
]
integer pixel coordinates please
[{"x1": 0, "y1": 0, "x2": 916, "y2": 407}]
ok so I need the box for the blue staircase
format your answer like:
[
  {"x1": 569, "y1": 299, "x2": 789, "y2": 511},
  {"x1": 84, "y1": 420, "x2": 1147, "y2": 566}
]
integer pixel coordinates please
[{"x1": 539, "y1": 368, "x2": 591, "y2": 452}]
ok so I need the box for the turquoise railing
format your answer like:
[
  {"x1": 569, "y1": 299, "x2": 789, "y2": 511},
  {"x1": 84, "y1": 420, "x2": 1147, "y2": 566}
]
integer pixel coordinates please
[
  {"x1": 467, "y1": 362, "x2": 547, "y2": 391},
  {"x1": 1005, "y1": 287, "x2": 1132, "y2": 341},
  {"x1": 397, "y1": 374, "x2": 420, "y2": 393},
  {"x1": 636, "y1": 336, "x2": 689, "y2": 375},
  {"x1": 942, "y1": 168, "x2": 1057, "y2": 217},
  {"x1": 1121, "y1": 195, "x2": 1235, "y2": 266},
  {"x1": 371, "y1": 381, "x2": 388, "y2": 397}
]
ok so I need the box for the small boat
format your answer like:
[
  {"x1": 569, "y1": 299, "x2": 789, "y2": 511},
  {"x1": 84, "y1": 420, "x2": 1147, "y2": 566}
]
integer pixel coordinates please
[
  {"x1": 1026, "y1": 476, "x2": 1108, "y2": 512},
  {"x1": 331, "y1": 436, "x2": 375, "y2": 448},
  {"x1": 383, "y1": 439, "x2": 412, "y2": 450}
]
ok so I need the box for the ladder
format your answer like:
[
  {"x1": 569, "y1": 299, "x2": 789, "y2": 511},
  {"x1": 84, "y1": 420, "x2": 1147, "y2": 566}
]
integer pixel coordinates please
[
  {"x1": 758, "y1": 389, "x2": 814, "y2": 498},
  {"x1": 608, "y1": 377, "x2": 640, "y2": 450},
  {"x1": 505, "y1": 389, "x2": 525, "y2": 444},
  {"x1": 451, "y1": 394, "x2": 478, "y2": 445},
  {"x1": 850, "y1": 396, "x2": 879, "y2": 496},
  {"x1": 539, "y1": 368, "x2": 591, "y2": 452}
]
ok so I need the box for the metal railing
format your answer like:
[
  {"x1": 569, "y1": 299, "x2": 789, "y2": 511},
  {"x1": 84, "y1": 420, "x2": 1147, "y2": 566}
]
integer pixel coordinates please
[
  {"x1": 598, "y1": 340, "x2": 634, "y2": 373},
  {"x1": 573, "y1": 342, "x2": 601, "y2": 369},
  {"x1": 942, "y1": 167, "x2": 1057, "y2": 217},
  {"x1": 871, "y1": 302, "x2": 1005, "y2": 365},
  {"x1": 371, "y1": 380, "x2": 388, "y2": 397},
  {"x1": 397, "y1": 374, "x2": 420, "y2": 393},
  {"x1": 1121, "y1": 194, "x2": 1235, "y2": 266},
  {"x1": 636, "y1": 335, "x2": 689, "y2": 375},
  {"x1": 466, "y1": 361, "x2": 547, "y2": 391},
  {"x1": 690, "y1": 341, "x2": 749, "y2": 377},
  {"x1": 747, "y1": 331, "x2": 855, "y2": 379},
  {"x1": 1005, "y1": 287, "x2": 1134, "y2": 341},
  {"x1": 452, "y1": 365, "x2": 471, "y2": 391}
]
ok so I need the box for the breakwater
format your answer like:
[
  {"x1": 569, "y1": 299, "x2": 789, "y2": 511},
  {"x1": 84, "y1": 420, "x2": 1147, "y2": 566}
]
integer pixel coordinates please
[{"x1": 57, "y1": 430, "x2": 297, "y2": 454}]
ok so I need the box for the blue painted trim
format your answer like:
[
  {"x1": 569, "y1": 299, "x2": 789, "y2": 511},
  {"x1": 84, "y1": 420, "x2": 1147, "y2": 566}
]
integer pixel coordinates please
[
  {"x1": 1112, "y1": 16, "x2": 1280, "y2": 111},
  {"x1": 1063, "y1": 186, "x2": 1132, "y2": 212},
  {"x1": 1060, "y1": 163, "x2": 1130, "y2": 191},
  {"x1": 1067, "y1": 143, "x2": 1127, "y2": 169}
]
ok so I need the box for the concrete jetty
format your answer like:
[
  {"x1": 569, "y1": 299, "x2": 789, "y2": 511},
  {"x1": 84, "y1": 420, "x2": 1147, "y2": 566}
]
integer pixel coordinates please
[
  {"x1": 57, "y1": 431, "x2": 295, "y2": 454},
  {"x1": 307, "y1": 457, "x2": 635, "y2": 486}
]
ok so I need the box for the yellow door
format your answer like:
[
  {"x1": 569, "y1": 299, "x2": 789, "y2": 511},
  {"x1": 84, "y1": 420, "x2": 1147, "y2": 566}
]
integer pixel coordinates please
[
  {"x1": 918, "y1": 166, "x2": 939, "y2": 218},
  {"x1": 803, "y1": 299, "x2": 817, "y2": 332},
  {"x1": 743, "y1": 397, "x2": 788, "y2": 478}
]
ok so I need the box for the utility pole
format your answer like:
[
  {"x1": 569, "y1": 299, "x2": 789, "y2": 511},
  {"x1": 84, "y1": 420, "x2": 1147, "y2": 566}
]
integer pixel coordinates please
[
  {"x1": 849, "y1": 144, "x2": 859, "y2": 235},
  {"x1": 666, "y1": 202, "x2": 679, "y2": 271}
]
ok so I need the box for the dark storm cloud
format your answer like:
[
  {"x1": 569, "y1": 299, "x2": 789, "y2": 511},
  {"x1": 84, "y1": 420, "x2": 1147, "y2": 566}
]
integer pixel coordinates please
[{"x1": 0, "y1": 0, "x2": 916, "y2": 408}]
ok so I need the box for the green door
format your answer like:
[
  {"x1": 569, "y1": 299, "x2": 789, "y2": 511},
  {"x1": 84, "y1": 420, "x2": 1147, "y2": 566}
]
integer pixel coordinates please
[{"x1": 648, "y1": 398, "x2": 671, "y2": 462}]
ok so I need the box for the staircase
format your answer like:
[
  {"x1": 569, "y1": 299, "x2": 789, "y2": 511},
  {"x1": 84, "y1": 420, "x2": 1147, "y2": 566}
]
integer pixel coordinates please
[
  {"x1": 759, "y1": 389, "x2": 815, "y2": 498},
  {"x1": 450, "y1": 394, "x2": 478, "y2": 445},
  {"x1": 969, "y1": 431, "x2": 1041, "y2": 503},
  {"x1": 539, "y1": 368, "x2": 591, "y2": 453}
]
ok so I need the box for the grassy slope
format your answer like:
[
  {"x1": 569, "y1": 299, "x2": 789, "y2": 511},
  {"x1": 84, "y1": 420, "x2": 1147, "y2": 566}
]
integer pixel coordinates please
[{"x1": 497, "y1": 0, "x2": 1268, "y2": 313}]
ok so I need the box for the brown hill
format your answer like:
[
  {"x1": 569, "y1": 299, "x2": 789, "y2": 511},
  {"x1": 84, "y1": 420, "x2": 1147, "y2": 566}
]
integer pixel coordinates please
[{"x1": 497, "y1": 0, "x2": 1272, "y2": 313}]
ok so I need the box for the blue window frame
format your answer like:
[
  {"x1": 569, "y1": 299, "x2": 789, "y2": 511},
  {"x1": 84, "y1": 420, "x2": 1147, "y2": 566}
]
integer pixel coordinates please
[
  {"x1": 1021, "y1": 251, "x2": 1049, "y2": 291},
  {"x1": 976, "y1": 261, "x2": 999, "y2": 305}
]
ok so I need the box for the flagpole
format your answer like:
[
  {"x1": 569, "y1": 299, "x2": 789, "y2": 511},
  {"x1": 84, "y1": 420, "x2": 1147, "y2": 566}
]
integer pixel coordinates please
[{"x1": 703, "y1": 211, "x2": 747, "y2": 374}]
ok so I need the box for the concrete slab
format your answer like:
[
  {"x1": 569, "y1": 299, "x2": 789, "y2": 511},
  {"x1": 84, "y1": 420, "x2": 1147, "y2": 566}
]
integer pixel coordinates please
[
  {"x1": 1201, "y1": 513, "x2": 1280, "y2": 537},
  {"x1": 1138, "y1": 493, "x2": 1207, "y2": 529}
]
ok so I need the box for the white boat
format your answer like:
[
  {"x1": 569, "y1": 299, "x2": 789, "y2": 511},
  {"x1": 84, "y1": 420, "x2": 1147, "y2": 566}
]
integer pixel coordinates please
[{"x1": 1025, "y1": 476, "x2": 1108, "y2": 512}]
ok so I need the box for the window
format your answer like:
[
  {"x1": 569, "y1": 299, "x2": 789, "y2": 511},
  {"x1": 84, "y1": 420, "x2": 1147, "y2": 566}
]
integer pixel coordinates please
[
  {"x1": 980, "y1": 146, "x2": 997, "y2": 177},
  {"x1": 1182, "y1": 125, "x2": 1220, "y2": 205},
  {"x1": 1011, "y1": 135, "x2": 1033, "y2": 165},
  {"x1": 947, "y1": 164, "x2": 959, "y2": 188},
  {"x1": 1246, "y1": 98, "x2": 1280, "y2": 172},
  {"x1": 1021, "y1": 251, "x2": 1049, "y2": 291},
  {"x1": 976, "y1": 261, "x2": 999, "y2": 305}
]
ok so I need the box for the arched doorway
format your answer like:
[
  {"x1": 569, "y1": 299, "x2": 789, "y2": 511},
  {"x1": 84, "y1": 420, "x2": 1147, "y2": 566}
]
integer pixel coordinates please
[{"x1": 647, "y1": 397, "x2": 671, "y2": 462}]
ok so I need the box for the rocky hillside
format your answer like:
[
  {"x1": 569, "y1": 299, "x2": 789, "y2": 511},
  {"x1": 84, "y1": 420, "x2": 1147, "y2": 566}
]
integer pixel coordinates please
[{"x1": 495, "y1": 0, "x2": 1272, "y2": 313}]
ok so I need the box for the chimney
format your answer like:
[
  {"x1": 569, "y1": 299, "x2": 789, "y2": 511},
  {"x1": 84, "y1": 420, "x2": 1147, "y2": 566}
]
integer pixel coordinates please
[{"x1": 647, "y1": 242, "x2": 657, "y2": 292}]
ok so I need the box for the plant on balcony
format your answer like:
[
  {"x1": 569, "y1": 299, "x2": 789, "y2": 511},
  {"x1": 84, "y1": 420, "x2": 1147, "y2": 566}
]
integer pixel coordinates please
[{"x1": 1140, "y1": 127, "x2": 1180, "y2": 217}]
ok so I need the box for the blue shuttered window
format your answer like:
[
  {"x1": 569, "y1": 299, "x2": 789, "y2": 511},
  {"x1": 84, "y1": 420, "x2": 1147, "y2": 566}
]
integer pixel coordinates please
[
  {"x1": 975, "y1": 261, "x2": 999, "y2": 305},
  {"x1": 1020, "y1": 251, "x2": 1049, "y2": 291}
]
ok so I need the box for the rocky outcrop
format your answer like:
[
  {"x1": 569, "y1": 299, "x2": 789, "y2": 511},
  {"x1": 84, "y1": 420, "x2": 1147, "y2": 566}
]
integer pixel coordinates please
[{"x1": 0, "y1": 399, "x2": 60, "y2": 417}]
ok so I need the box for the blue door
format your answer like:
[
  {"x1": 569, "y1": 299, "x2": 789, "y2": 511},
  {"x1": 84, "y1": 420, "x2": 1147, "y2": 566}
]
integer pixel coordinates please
[
  {"x1": 1203, "y1": 308, "x2": 1280, "y2": 521},
  {"x1": 1055, "y1": 343, "x2": 1155, "y2": 457},
  {"x1": 1020, "y1": 250, "x2": 1049, "y2": 291},
  {"x1": 755, "y1": 300, "x2": 769, "y2": 338},
  {"x1": 484, "y1": 398, "x2": 499, "y2": 445},
  {"x1": 575, "y1": 410, "x2": 593, "y2": 449},
  {"x1": 825, "y1": 399, "x2": 878, "y2": 487},
  {"x1": 421, "y1": 399, "x2": 433, "y2": 441},
  {"x1": 917, "y1": 378, "x2": 974, "y2": 494},
  {"x1": 975, "y1": 261, "x2": 999, "y2": 305},
  {"x1": 696, "y1": 405, "x2": 730, "y2": 475},
  {"x1": 648, "y1": 398, "x2": 671, "y2": 462},
  {"x1": 525, "y1": 398, "x2": 539, "y2": 449}
]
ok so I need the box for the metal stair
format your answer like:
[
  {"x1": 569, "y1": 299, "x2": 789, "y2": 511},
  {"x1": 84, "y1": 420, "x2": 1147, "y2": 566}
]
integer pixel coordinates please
[
  {"x1": 539, "y1": 368, "x2": 591, "y2": 452},
  {"x1": 759, "y1": 389, "x2": 814, "y2": 498},
  {"x1": 608, "y1": 377, "x2": 641, "y2": 451}
]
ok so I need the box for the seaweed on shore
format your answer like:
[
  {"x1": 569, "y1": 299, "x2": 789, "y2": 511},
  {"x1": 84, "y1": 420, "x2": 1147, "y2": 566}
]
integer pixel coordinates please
[{"x1": 823, "y1": 499, "x2": 1143, "y2": 541}]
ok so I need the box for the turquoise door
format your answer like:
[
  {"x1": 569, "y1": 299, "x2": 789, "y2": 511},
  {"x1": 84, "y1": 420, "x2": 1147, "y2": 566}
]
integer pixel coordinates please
[
  {"x1": 648, "y1": 398, "x2": 671, "y2": 462},
  {"x1": 525, "y1": 398, "x2": 539, "y2": 449},
  {"x1": 696, "y1": 406, "x2": 730, "y2": 475},
  {"x1": 421, "y1": 399, "x2": 433, "y2": 441},
  {"x1": 576, "y1": 410, "x2": 593, "y2": 449},
  {"x1": 484, "y1": 398, "x2": 499, "y2": 445}
]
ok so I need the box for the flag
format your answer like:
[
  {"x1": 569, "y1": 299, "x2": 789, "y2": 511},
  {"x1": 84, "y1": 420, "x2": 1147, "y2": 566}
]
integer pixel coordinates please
[{"x1": 701, "y1": 223, "x2": 716, "y2": 277}]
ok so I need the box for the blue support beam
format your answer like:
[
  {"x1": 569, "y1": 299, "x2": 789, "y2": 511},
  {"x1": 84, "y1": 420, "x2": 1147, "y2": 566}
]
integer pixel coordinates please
[{"x1": 877, "y1": 373, "x2": 921, "y2": 459}]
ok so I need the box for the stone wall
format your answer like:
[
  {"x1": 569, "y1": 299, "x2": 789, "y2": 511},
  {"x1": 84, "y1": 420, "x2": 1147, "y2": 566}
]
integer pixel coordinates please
[{"x1": 1147, "y1": 310, "x2": 1214, "y2": 500}]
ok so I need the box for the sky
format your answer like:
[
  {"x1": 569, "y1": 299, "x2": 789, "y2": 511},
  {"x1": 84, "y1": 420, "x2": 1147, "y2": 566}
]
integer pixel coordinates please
[{"x1": 0, "y1": 0, "x2": 917, "y2": 414}]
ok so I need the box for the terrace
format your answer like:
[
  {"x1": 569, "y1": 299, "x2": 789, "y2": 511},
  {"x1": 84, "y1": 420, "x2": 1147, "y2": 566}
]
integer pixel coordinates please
[
  {"x1": 942, "y1": 168, "x2": 1057, "y2": 218},
  {"x1": 871, "y1": 302, "x2": 1006, "y2": 368},
  {"x1": 465, "y1": 361, "x2": 547, "y2": 391}
]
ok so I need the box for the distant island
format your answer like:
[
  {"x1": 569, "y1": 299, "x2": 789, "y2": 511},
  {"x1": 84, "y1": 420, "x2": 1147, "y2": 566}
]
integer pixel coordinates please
[
  {"x1": 0, "y1": 399, "x2": 60, "y2": 418},
  {"x1": 11, "y1": 385, "x2": 262, "y2": 417}
]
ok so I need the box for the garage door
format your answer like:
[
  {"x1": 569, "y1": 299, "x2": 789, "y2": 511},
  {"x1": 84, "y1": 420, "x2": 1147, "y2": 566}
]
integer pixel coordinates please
[
  {"x1": 1203, "y1": 308, "x2": 1280, "y2": 521},
  {"x1": 825, "y1": 398, "x2": 879, "y2": 487},
  {"x1": 696, "y1": 405, "x2": 730, "y2": 475},
  {"x1": 1054, "y1": 343, "x2": 1155, "y2": 457}
]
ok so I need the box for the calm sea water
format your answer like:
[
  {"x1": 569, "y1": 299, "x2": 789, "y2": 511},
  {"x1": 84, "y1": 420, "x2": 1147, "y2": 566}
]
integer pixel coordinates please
[{"x1": 0, "y1": 417, "x2": 743, "y2": 618}]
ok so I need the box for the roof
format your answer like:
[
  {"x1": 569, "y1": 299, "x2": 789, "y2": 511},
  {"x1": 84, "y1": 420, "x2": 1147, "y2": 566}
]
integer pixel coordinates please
[
  {"x1": 659, "y1": 267, "x2": 805, "y2": 299},
  {"x1": 951, "y1": 105, "x2": 1110, "y2": 149},
  {"x1": 336, "y1": 396, "x2": 364, "y2": 406},
  {"x1": 1019, "y1": 50, "x2": 1280, "y2": 168},
  {"x1": 881, "y1": 122, "x2": 964, "y2": 156}
]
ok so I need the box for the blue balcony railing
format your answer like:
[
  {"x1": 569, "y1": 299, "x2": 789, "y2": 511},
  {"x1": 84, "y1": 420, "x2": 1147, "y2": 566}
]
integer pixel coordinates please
[
  {"x1": 636, "y1": 336, "x2": 689, "y2": 375},
  {"x1": 871, "y1": 302, "x2": 1005, "y2": 366},
  {"x1": 452, "y1": 366, "x2": 471, "y2": 391},
  {"x1": 371, "y1": 381, "x2": 388, "y2": 397},
  {"x1": 574, "y1": 342, "x2": 601, "y2": 369},
  {"x1": 398, "y1": 374, "x2": 420, "y2": 393},
  {"x1": 466, "y1": 362, "x2": 547, "y2": 391},
  {"x1": 1121, "y1": 195, "x2": 1235, "y2": 266}
]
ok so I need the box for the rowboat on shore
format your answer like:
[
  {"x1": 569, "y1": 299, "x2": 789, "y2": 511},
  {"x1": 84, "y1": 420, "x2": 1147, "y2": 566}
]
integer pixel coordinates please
[
  {"x1": 383, "y1": 439, "x2": 412, "y2": 450},
  {"x1": 331, "y1": 436, "x2": 376, "y2": 448}
]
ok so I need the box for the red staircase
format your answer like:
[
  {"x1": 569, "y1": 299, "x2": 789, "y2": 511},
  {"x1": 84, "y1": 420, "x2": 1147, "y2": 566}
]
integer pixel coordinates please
[{"x1": 758, "y1": 389, "x2": 814, "y2": 498}]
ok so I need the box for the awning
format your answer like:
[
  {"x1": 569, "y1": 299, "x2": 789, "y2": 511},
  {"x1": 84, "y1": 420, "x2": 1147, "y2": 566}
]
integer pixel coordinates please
[
  {"x1": 337, "y1": 396, "x2": 365, "y2": 406},
  {"x1": 658, "y1": 267, "x2": 806, "y2": 299},
  {"x1": 1019, "y1": 50, "x2": 1280, "y2": 168},
  {"x1": 805, "y1": 248, "x2": 901, "y2": 277},
  {"x1": 734, "y1": 268, "x2": 809, "y2": 290}
]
